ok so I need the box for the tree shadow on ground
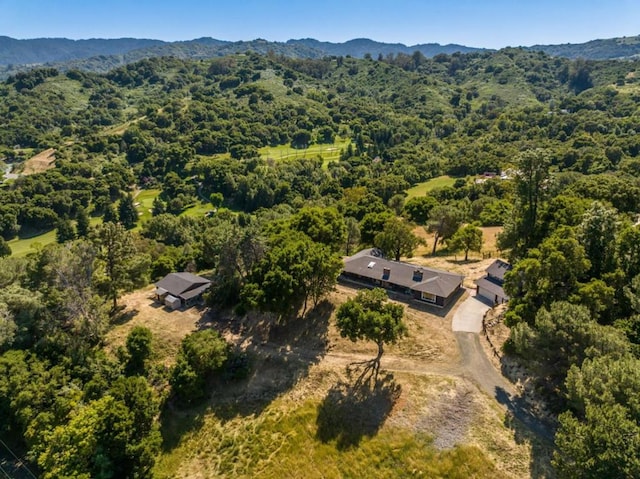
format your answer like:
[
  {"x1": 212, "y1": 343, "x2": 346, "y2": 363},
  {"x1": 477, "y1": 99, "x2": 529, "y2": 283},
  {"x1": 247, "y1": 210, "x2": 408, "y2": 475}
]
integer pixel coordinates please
[
  {"x1": 495, "y1": 386, "x2": 556, "y2": 478},
  {"x1": 110, "y1": 306, "x2": 139, "y2": 325},
  {"x1": 206, "y1": 299, "x2": 334, "y2": 421},
  {"x1": 158, "y1": 401, "x2": 207, "y2": 453},
  {"x1": 315, "y1": 365, "x2": 401, "y2": 450}
]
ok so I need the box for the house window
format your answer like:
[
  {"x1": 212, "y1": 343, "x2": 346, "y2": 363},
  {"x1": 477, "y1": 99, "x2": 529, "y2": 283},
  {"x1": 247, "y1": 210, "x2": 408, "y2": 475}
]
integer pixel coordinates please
[{"x1": 421, "y1": 292, "x2": 437, "y2": 303}]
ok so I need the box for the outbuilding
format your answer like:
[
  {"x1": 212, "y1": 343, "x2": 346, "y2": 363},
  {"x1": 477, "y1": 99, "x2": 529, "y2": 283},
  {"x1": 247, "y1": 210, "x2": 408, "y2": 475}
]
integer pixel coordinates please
[
  {"x1": 475, "y1": 259, "x2": 512, "y2": 305},
  {"x1": 154, "y1": 272, "x2": 211, "y2": 309}
]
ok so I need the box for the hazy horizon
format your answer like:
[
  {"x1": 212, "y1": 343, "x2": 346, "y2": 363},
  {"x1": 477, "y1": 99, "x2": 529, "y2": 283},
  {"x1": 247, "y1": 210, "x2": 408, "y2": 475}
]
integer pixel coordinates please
[{"x1": 2, "y1": 0, "x2": 638, "y2": 50}]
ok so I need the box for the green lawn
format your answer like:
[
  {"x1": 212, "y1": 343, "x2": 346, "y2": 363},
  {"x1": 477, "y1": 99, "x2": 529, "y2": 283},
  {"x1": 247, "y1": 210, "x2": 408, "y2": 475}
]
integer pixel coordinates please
[
  {"x1": 181, "y1": 200, "x2": 214, "y2": 218},
  {"x1": 8, "y1": 229, "x2": 58, "y2": 257},
  {"x1": 259, "y1": 137, "x2": 350, "y2": 167},
  {"x1": 9, "y1": 217, "x2": 102, "y2": 257},
  {"x1": 405, "y1": 175, "x2": 458, "y2": 199},
  {"x1": 135, "y1": 189, "x2": 161, "y2": 226}
]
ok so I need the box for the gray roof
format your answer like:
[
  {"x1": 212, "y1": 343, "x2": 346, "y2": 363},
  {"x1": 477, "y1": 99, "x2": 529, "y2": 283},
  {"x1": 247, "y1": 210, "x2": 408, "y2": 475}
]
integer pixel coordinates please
[
  {"x1": 475, "y1": 277, "x2": 509, "y2": 300},
  {"x1": 343, "y1": 251, "x2": 464, "y2": 298},
  {"x1": 155, "y1": 272, "x2": 211, "y2": 300},
  {"x1": 486, "y1": 259, "x2": 512, "y2": 282}
]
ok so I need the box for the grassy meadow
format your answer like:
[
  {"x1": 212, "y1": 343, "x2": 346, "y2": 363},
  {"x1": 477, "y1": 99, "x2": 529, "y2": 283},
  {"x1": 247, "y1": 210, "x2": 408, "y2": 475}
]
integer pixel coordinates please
[{"x1": 405, "y1": 176, "x2": 458, "y2": 199}]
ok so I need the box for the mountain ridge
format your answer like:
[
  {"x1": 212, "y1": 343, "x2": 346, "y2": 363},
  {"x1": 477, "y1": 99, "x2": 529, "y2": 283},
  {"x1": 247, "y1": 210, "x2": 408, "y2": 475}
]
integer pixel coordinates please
[{"x1": 1, "y1": 34, "x2": 639, "y2": 77}]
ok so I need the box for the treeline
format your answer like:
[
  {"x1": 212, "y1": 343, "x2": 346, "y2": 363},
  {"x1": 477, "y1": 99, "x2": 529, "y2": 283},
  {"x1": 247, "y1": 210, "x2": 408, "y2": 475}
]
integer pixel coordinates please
[{"x1": 498, "y1": 149, "x2": 640, "y2": 477}]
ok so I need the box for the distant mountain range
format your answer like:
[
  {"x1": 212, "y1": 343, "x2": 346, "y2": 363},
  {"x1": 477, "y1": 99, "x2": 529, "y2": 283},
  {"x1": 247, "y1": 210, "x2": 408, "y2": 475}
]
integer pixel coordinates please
[{"x1": 0, "y1": 34, "x2": 638, "y2": 76}]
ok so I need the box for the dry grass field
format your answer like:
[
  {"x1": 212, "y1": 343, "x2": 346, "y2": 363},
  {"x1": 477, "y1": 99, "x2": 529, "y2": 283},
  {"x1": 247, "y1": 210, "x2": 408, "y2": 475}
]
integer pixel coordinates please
[
  {"x1": 21, "y1": 148, "x2": 56, "y2": 175},
  {"x1": 108, "y1": 245, "x2": 553, "y2": 479}
]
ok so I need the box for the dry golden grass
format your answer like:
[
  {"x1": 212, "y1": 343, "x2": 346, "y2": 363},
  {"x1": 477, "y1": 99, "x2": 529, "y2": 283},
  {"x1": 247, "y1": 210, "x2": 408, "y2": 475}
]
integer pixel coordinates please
[
  {"x1": 111, "y1": 260, "x2": 552, "y2": 478},
  {"x1": 22, "y1": 148, "x2": 56, "y2": 175},
  {"x1": 105, "y1": 286, "x2": 206, "y2": 367}
]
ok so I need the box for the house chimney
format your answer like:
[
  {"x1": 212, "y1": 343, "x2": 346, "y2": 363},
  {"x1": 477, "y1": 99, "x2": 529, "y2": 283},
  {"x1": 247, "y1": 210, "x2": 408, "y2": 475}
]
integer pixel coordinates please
[
  {"x1": 413, "y1": 269, "x2": 423, "y2": 281},
  {"x1": 382, "y1": 267, "x2": 390, "y2": 278}
]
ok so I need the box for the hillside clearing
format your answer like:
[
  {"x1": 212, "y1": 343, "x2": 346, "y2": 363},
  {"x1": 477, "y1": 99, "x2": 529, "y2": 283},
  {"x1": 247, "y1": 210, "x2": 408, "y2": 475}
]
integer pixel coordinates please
[
  {"x1": 406, "y1": 176, "x2": 457, "y2": 198},
  {"x1": 22, "y1": 147, "x2": 56, "y2": 175},
  {"x1": 111, "y1": 278, "x2": 552, "y2": 478}
]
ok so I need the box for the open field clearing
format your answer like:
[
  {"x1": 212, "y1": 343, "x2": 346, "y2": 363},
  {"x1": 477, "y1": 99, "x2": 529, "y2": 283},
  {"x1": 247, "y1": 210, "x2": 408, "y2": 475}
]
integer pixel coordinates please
[
  {"x1": 111, "y1": 277, "x2": 552, "y2": 478},
  {"x1": 406, "y1": 176, "x2": 457, "y2": 198},
  {"x1": 22, "y1": 147, "x2": 56, "y2": 175},
  {"x1": 259, "y1": 137, "x2": 351, "y2": 167}
]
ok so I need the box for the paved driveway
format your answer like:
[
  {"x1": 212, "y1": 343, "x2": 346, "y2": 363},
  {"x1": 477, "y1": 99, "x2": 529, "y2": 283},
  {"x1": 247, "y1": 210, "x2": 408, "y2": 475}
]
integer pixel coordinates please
[{"x1": 451, "y1": 292, "x2": 491, "y2": 332}]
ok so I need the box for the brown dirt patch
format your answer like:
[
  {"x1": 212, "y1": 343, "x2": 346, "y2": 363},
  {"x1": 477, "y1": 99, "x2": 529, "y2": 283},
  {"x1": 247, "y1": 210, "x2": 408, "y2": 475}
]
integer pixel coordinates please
[
  {"x1": 410, "y1": 225, "x2": 505, "y2": 288},
  {"x1": 22, "y1": 148, "x2": 56, "y2": 175},
  {"x1": 105, "y1": 286, "x2": 206, "y2": 366}
]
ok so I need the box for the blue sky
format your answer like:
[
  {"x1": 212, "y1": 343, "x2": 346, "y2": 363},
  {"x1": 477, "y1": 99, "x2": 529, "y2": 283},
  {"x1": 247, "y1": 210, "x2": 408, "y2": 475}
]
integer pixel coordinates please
[{"x1": 1, "y1": 0, "x2": 638, "y2": 48}]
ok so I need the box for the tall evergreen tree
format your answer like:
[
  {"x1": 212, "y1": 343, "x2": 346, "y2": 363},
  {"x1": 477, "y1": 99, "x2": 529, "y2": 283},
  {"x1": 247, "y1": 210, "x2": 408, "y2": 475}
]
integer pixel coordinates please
[
  {"x1": 118, "y1": 194, "x2": 138, "y2": 230},
  {"x1": 55, "y1": 218, "x2": 76, "y2": 244},
  {"x1": 75, "y1": 207, "x2": 91, "y2": 238}
]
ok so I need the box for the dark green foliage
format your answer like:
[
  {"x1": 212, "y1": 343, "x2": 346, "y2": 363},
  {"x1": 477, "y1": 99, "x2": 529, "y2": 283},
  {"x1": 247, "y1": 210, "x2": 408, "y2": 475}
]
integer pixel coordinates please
[
  {"x1": 336, "y1": 288, "x2": 406, "y2": 363},
  {"x1": 448, "y1": 224, "x2": 483, "y2": 261},
  {"x1": 242, "y1": 231, "x2": 343, "y2": 317},
  {"x1": 92, "y1": 222, "x2": 138, "y2": 310},
  {"x1": 125, "y1": 326, "x2": 153, "y2": 376},
  {"x1": 373, "y1": 217, "x2": 422, "y2": 261},
  {"x1": 290, "y1": 206, "x2": 347, "y2": 252},
  {"x1": 403, "y1": 196, "x2": 437, "y2": 224},
  {"x1": 170, "y1": 330, "x2": 229, "y2": 404},
  {"x1": 118, "y1": 193, "x2": 138, "y2": 230},
  {"x1": 55, "y1": 217, "x2": 76, "y2": 243},
  {"x1": 75, "y1": 207, "x2": 91, "y2": 238},
  {"x1": 0, "y1": 237, "x2": 10, "y2": 258}
]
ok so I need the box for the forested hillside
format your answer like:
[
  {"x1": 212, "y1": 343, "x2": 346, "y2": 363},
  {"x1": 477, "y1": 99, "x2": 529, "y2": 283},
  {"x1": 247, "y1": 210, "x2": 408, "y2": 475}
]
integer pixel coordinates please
[
  {"x1": 1, "y1": 48, "x2": 640, "y2": 477},
  {"x1": 2, "y1": 33, "x2": 640, "y2": 81}
]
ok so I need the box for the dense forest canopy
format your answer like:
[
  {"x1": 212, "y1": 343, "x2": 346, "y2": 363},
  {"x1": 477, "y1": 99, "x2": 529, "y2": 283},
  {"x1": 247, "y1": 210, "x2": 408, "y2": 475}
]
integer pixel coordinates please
[{"x1": 1, "y1": 48, "x2": 640, "y2": 477}]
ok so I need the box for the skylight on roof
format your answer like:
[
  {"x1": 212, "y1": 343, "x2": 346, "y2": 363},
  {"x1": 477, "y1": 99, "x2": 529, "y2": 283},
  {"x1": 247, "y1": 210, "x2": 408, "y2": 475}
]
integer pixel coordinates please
[{"x1": 367, "y1": 261, "x2": 376, "y2": 268}]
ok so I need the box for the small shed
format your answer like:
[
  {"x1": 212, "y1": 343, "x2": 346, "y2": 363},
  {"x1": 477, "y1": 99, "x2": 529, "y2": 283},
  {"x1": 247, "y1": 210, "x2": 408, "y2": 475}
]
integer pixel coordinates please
[
  {"x1": 154, "y1": 272, "x2": 212, "y2": 309},
  {"x1": 164, "y1": 295, "x2": 181, "y2": 310}
]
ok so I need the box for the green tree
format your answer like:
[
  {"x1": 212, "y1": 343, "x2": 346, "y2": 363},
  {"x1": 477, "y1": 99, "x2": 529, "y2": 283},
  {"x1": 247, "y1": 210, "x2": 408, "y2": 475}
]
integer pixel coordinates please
[
  {"x1": 374, "y1": 217, "x2": 422, "y2": 261},
  {"x1": 75, "y1": 207, "x2": 90, "y2": 238},
  {"x1": 93, "y1": 222, "x2": 136, "y2": 311},
  {"x1": 103, "y1": 203, "x2": 119, "y2": 224},
  {"x1": 505, "y1": 227, "x2": 590, "y2": 324},
  {"x1": 510, "y1": 302, "x2": 628, "y2": 384},
  {"x1": 0, "y1": 302, "x2": 16, "y2": 350},
  {"x1": 426, "y1": 204, "x2": 464, "y2": 255},
  {"x1": 565, "y1": 355, "x2": 640, "y2": 419},
  {"x1": 291, "y1": 129, "x2": 312, "y2": 149},
  {"x1": 55, "y1": 218, "x2": 76, "y2": 244},
  {"x1": 170, "y1": 330, "x2": 229, "y2": 403},
  {"x1": 577, "y1": 201, "x2": 619, "y2": 278},
  {"x1": 209, "y1": 192, "x2": 224, "y2": 208},
  {"x1": 387, "y1": 194, "x2": 406, "y2": 216},
  {"x1": 498, "y1": 148, "x2": 551, "y2": 256},
  {"x1": 448, "y1": 224, "x2": 483, "y2": 261},
  {"x1": 242, "y1": 232, "x2": 342, "y2": 317},
  {"x1": 125, "y1": 326, "x2": 153, "y2": 376},
  {"x1": 118, "y1": 193, "x2": 138, "y2": 230},
  {"x1": 360, "y1": 211, "x2": 394, "y2": 245},
  {"x1": 403, "y1": 195, "x2": 437, "y2": 224},
  {"x1": 0, "y1": 237, "x2": 11, "y2": 258},
  {"x1": 151, "y1": 196, "x2": 166, "y2": 216},
  {"x1": 344, "y1": 216, "x2": 361, "y2": 256},
  {"x1": 290, "y1": 206, "x2": 346, "y2": 252},
  {"x1": 554, "y1": 404, "x2": 640, "y2": 479},
  {"x1": 336, "y1": 288, "x2": 406, "y2": 371},
  {"x1": 617, "y1": 225, "x2": 640, "y2": 281}
]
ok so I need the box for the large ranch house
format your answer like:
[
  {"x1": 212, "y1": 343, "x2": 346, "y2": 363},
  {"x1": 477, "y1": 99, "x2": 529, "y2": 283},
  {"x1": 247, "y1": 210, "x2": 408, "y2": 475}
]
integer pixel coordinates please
[{"x1": 341, "y1": 249, "x2": 464, "y2": 307}]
